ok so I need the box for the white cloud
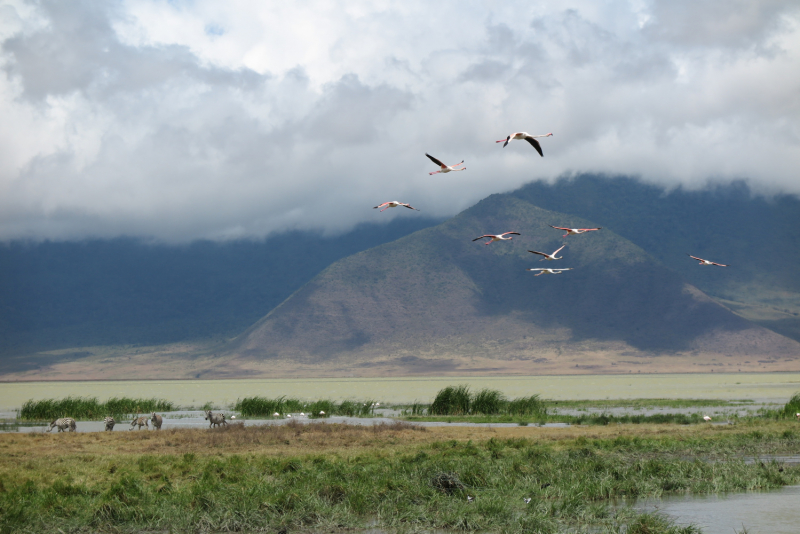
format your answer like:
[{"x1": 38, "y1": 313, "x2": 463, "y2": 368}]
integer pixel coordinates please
[{"x1": 0, "y1": 0, "x2": 798, "y2": 242}]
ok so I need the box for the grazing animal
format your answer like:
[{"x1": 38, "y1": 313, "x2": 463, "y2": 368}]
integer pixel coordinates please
[
  {"x1": 528, "y1": 245, "x2": 566, "y2": 261},
  {"x1": 48, "y1": 417, "x2": 76, "y2": 432},
  {"x1": 688, "y1": 254, "x2": 729, "y2": 267},
  {"x1": 151, "y1": 412, "x2": 163, "y2": 430},
  {"x1": 204, "y1": 410, "x2": 228, "y2": 428},
  {"x1": 426, "y1": 153, "x2": 466, "y2": 175},
  {"x1": 527, "y1": 268, "x2": 573, "y2": 276},
  {"x1": 373, "y1": 201, "x2": 420, "y2": 212},
  {"x1": 549, "y1": 225, "x2": 602, "y2": 238},
  {"x1": 496, "y1": 132, "x2": 553, "y2": 156},
  {"x1": 130, "y1": 415, "x2": 149, "y2": 430},
  {"x1": 472, "y1": 232, "x2": 520, "y2": 245},
  {"x1": 103, "y1": 416, "x2": 116, "y2": 431}
]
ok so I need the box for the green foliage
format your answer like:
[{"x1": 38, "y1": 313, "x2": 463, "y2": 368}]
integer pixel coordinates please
[
  {"x1": 2, "y1": 425, "x2": 798, "y2": 533},
  {"x1": 428, "y1": 386, "x2": 547, "y2": 417},
  {"x1": 234, "y1": 397, "x2": 374, "y2": 417},
  {"x1": 781, "y1": 392, "x2": 800, "y2": 419},
  {"x1": 19, "y1": 396, "x2": 174, "y2": 421},
  {"x1": 429, "y1": 385, "x2": 472, "y2": 415}
]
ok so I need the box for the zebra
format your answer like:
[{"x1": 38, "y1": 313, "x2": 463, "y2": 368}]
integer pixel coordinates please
[
  {"x1": 104, "y1": 416, "x2": 116, "y2": 431},
  {"x1": 47, "y1": 418, "x2": 76, "y2": 432},
  {"x1": 204, "y1": 410, "x2": 227, "y2": 428},
  {"x1": 151, "y1": 412, "x2": 163, "y2": 430},
  {"x1": 130, "y1": 415, "x2": 149, "y2": 430}
]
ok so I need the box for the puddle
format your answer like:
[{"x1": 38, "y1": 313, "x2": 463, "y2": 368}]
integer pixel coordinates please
[{"x1": 633, "y1": 485, "x2": 800, "y2": 534}]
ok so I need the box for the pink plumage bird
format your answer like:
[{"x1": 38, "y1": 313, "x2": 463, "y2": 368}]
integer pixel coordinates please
[{"x1": 472, "y1": 232, "x2": 520, "y2": 245}]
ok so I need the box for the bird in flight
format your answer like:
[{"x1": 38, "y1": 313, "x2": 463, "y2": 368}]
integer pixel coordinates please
[
  {"x1": 373, "y1": 201, "x2": 420, "y2": 212},
  {"x1": 527, "y1": 268, "x2": 573, "y2": 276},
  {"x1": 688, "y1": 255, "x2": 728, "y2": 267},
  {"x1": 550, "y1": 225, "x2": 602, "y2": 238},
  {"x1": 496, "y1": 132, "x2": 553, "y2": 156},
  {"x1": 472, "y1": 232, "x2": 520, "y2": 245},
  {"x1": 528, "y1": 245, "x2": 566, "y2": 261},
  {"x1": 426, "y1": 153, "x2": 466, "y2": 175}
]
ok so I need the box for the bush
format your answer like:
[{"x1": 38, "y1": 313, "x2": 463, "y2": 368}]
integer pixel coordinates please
[
  {"x1": 429, "y1": 385, "x2": 472, "y2": 415},
  {"x1": 471, "y1": 389, "x2": 506, "y2": 415}
]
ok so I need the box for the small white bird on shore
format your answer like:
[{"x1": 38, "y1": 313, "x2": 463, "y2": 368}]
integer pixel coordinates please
[
  {"x1": 703, "y1": 415, "x2": 712, "y2": 422},
  {"x1": 273, "y1": 412, "x2": 280, "y2": 417},
  {"x1": 319, "y1": 411, "x2": 325, "y2": 415}
]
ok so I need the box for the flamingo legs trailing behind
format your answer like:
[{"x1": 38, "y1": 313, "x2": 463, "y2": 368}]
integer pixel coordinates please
[
  {"x1": 496, "y1": 132, "x2": 553, "y2": 156},
  {"x1": 688, "y1": 255, "x2": 729, "y2": 267},
  {"x1": 373, "y1": 201, "x2": 420, "y2": 212},
  {"x1": 550, "y1": 225, "x2": 602, "y2": 238},
  {"x1": 528, "y1": 245, "x2": 566, "y2": 261},
  {"x1": 472, "y1": 232, "x2": 520, "y2": 245},
  {"x1": 426, "y1": 153, "x2": 466, "y2": 175}
]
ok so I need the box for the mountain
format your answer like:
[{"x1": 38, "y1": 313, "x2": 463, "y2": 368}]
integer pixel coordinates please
[
  {"x1": 0, "y1": 217, "x2": 442, "y2": 359},
  {"x1": 226, "y1": 194, "x2": 799, "y2": 376},
  {"x1": 511, "y1": 175, "x2": 800, "y2": 342}
]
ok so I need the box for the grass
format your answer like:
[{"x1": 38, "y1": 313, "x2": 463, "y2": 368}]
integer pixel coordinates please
[
  {"x1": 427, "y1": 385, "x2": 547, "y2": 417},
  {"x1": 234, "y1": 397, "x2": 377, "y2": 418},
  {"x1": 1, "y1": 420, "x2": 799, "y2": 533},
  {"x1": 18, "y1": 396, "x2": 175, "y2": 421}
]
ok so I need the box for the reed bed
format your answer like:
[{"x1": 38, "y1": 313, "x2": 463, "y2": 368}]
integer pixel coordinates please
[
  {"x1": 18, "y1": 396, "x2": 174, "y2": 421},
  {"x1": 234, "y1": 396, "x2": 375, "y2": 417},
  {"x1": 427, "y1": 385, "x2": 547, "y2": 416}
]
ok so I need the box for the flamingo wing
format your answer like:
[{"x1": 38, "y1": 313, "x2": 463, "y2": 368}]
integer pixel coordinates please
[
  {"x1": 524, "y1": 136, "x2": 544, "y2": 156},
  {"x1": 710, "y1": 261, "x2": 729, "y2": 266},
  {"x1": 473, "y1": 235, "x2": 494, "y2": 241},
  {"x1": 373, "y1": 203, "x2": 391, "y2": 209},
  {"x1": 502, "y1": 232, "x2": 521, "y2": 236},
  {"x1": 553, "y1": 245, "x2": 566, "y2": 254},
  {"x1": 579, "y1": 228, "x2": 602, "y2": 231},
  {"x1": 425, "y1": 153, "x2": 445, "y2": 167},
  {"x1": 528, "y1": 250, "x2": 548, "y2": 257},
  {"x1": 403, "y1": 204, "x2": 420, "y2": 210},
  {"x1": 688, "y1": 254, "x2": 705, "y2": 262},
  {"x1": 549, "y1": 226, "x2": 570, "y2": 231}
]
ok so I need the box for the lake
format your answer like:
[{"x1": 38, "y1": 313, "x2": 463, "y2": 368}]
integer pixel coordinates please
[{"x1": 2, "y1": 372, "x2": 799, "y2": 411}]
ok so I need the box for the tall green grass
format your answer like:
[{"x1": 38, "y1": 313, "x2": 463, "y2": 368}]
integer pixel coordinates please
[
  {"x1": 19, "y1": 396, "x2": 174, "y2": 421},
  {"x1": 234, "y1": 397, "x2": 375, "y2": 417},
  {"x1": 781, "y1": 392, "x2": 800, "y2": 418},
  {"x1": 428, "y1": 385, "x2": 547, "y2": 417}
]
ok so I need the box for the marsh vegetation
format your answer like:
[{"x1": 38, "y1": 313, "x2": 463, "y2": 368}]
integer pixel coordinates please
[
  {"x1": 1, "y1": 420, "x2": 799, "y2": 533},
  {"x1": 18, "y1": 396, "x2": 175, "y2": 421}
]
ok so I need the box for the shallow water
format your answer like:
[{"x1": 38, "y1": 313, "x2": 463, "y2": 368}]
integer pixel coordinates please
[
  {"x1": 1, "y1": 372, "x2": 799, "y2": 410},
  {"x1": 634, "y1": 485, "x2": 800, "y2": 534}
]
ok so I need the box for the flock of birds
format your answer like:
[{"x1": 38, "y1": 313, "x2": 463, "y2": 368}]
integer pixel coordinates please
[{"x1": 373, "y1": 130, "x2": 729, "y2": 274}]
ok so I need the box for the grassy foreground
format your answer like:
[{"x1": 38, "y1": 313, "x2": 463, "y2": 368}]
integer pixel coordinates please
[{"x1": 1, "y1": 421, "x2": 799, "y2": 533}]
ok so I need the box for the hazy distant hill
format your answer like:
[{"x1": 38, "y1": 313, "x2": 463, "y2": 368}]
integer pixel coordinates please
[{"x1": 230, "y1": 194, "x2": 799, "y2": 375}]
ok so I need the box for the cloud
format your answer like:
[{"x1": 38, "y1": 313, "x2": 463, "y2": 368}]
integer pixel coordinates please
[{"x1": 0, "y1": 0, "x2": 798, "y2": 242}]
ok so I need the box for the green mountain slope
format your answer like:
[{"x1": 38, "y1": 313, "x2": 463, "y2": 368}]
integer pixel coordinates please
[{"x1": 230, "y1": 195, "x2": 799, "y2": 373}]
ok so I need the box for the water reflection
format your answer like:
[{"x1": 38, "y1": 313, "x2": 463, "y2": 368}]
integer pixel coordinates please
[{"x1": 634, "y1": 485, "x2": 800, "y2": 534}]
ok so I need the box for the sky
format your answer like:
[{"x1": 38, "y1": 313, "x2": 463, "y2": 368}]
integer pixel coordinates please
[{"x1": 0, "y1": 0, "x2": 798, "y2": 242}]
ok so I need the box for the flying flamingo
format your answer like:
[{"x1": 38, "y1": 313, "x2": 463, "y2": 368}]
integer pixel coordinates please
[
  {"x1": 688, "y1": 255, "x2": 729, "y2": 267},
  {"x1": 527, "y1": 268, "x2": 572, "y2": 276},
  {"x1": 496, "y1": 132, "x2": 553, "y2": 156},
  {"x1": 550, "y1": 225, "x2": 602, "y2": 238},
  {"x1": 472, "y1": 232, "x2": 520, "y2": 245},
  {"x1": 426, "y1": 153, "x2": 466, "y2": 175},
  {"x1": 373, "y1": 201, "x2": 420, "y2": 212},
  {"x1": 528, "y1": 245, "x2": 566, "y2": 261}
]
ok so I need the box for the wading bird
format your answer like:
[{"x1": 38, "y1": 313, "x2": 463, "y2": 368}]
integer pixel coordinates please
[
  {"x1": 472, "y1": 232, "x2": 520, "y2": 245},
  {"x1": 496, "y1": 132, "x2": 553, "y2": 156},
  {"x1": 550, "y1": 225, "x2": 602, "y2": 238},
  {"x1": 527, "y1": 268, "x2": 573, "y2": 276},
  {"x1": 528, "y1": 245, "x2": 566, "y2": 261},
  {"x1": 688, "y1": 255, "x2": 729, "y2": 267},
  {"x1": 373, "y1": 201, "x2": 420, "y2": 212},
  {"x1": 426, "y1": 153, "x2": 466, "y2": 175},
  {"x1": 703, "y1": 415, "x2": 712, "y2": 422}
]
